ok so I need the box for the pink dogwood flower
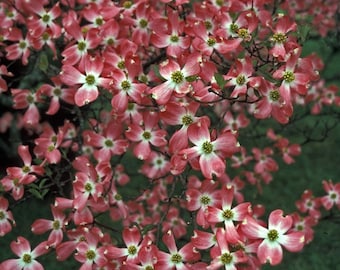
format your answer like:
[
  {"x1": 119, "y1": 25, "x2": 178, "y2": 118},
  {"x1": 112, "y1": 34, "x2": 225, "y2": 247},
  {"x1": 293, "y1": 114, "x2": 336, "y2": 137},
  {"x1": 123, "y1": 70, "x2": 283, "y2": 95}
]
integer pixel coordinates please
[{"x1": 242, "y1": 209, "x2": 305, "y2": 265}]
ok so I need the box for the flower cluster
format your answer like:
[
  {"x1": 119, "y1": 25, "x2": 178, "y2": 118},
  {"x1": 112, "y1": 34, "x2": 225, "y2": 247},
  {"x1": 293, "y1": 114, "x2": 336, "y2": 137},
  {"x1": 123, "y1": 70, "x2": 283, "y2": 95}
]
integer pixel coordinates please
[{"x1": 0, "y1": 0, "x2": 340, "y2": 269}]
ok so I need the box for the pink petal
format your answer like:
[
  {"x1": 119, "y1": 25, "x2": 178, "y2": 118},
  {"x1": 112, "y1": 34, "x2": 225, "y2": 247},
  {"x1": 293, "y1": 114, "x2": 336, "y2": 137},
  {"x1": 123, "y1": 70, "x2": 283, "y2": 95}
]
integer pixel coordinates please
[
  {"x1": 257, "y1": 240, "x2": 283, "y2": 265},
  {"x1": 279, "y1": 232, "x2": 305, "y2": 252}
]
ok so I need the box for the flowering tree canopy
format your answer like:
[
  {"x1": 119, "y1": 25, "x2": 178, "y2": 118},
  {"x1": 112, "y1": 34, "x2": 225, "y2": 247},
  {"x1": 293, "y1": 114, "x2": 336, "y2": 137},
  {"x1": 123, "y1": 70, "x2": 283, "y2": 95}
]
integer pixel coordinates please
[{"x1": 0, "y1": 0, "x2": 340, "y2": 269}]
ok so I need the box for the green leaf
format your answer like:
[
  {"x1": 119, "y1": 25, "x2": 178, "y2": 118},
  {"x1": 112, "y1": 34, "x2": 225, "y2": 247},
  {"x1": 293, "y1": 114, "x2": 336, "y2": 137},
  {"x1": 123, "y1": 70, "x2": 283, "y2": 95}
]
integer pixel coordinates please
[
  {"x1": 28, "y1": 188, "x2": 44, "y2": 200},
  {"x1": 214, "y1": 73, "x2": 226, "y2": 89},
  {"x1": 38, "y1": 52, "x2": 49, "y2": 73}
]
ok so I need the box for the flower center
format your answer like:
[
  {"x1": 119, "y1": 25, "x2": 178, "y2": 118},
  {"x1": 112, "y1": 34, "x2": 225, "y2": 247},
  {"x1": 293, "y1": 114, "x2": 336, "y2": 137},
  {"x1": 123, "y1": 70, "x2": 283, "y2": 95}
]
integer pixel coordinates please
[
  {"x1": 104, "y1": 139, "x2": 113, "y2": 147},
  {"x1": 139, "y1": 18, "x2": 148, "y2": 28},
  {"x1": 22, "y1": 253, "x2": 32, "y2": 264},
  {"x1": 269, "y1": 90, "x2": 280, "y2": 101},
  {"x1": 85, "y1": 74, "x2": 96, "y2": 86},
  {"x1": 114, "y1": 193, "x2": 122, "y2": 201},
  {"x1": 171, "y1": 71, "x2": 184, "y2": 84},
  {"x1": 53, "y1": 88, "x2": 61, "y2": 97},
  {"x1": 236, "y1": 75, "x2": 246, "y2": 85},
  {"x1": 267, "y1": 229, "x2": 279, "y2": 241},
  {"x1": 117, "y1": 61, "x2": 125, "y2": 69},
  {"x1": 86, "y1": 249, "x2": 96, "y2": 261},
  {"x1": 171, "y1": 253, "x2": 182, "y2": 264},
  {"x1": 272, "y1": 33, "x2": 287, "y2": 43},
  {"x1": 142, "y1": 131, "x2": 151, "y2": 140},
  {"x1": 121, "y1": 80, "x2": 131, "y2": 91},
  {"x1": 220, "y1": 252, "x2": 233, "y2": 264},
  {"x1": 170, "y1": 35, "x2": 179, "y2": 43},
  {"x1": 230, "y1": 23, "x2": 239, "y2": 34},
  {"x1": 123, "y1": 1, "x2": 132, "y2": 8},
  {"x1": 41, "y1": 13, "x2": 50, "y2": 23},
  {"x1": 95, "y1": 17, "x2": 104, "y2": 26},
  {"x1": 52, "y1": 220, "x2": 60, "y2": 230},
  {"x1": 205, "y1": 20, "x2": 213, "y2": 30},
  {"x1": 22, "y1": 165, "x2": 30, "y2": 174},
  {"x1": 283, "y1": 71, "x2": 295, "y2": 83},
  {"x1": 19, "y1": 40, "x2": 27, "y2": 49},
  {"x1": 222, "y1": 209, "x2": 234, "y2": 220},
  {"x1": 202, "y1": 141, "x2": 213, "y2": 154},
  {"x1": 127, "y1": 245, "x2": 137, "y2": 255},
  {"x1": 77, "y1": 41, "x2": 87, "y2": 51},
  {"x1": 84, "y1": 183, "x2": 93, "y2": 192},
  {"x1": 238, "y1": 28, "x2": 250, "y2": 40},
  {"x1": 200, "y1": 195, "x2": 211, "y2": 205},
  {"x1": 0, "y1": 211, "x2": 5, "y2": 220},
  {"x1": 207, "y1": 37, "x2": 216, "y2": 47},
  {"x1": 181, "y1": 115, "x2": 193, "y2": 126}
]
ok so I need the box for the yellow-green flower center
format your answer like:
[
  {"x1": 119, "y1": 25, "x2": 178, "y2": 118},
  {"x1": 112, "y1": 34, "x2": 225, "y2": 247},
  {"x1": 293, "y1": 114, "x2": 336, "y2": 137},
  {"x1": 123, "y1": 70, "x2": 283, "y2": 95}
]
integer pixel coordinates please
[
  {"x1": 269, "y1": 90, "x2": 280, "y2": 101},
  {"x1": 121, "y1": 80, "x2": 131, "y2": 91},
  {"x1": 200, "y1": 195, "x2": 211, "y2": 205},
  {"x1": 142, "y1": 131, "x2": 151, "y2": 140},
  {"x1": 19, "y1": 41, "x2": 27, "y2": 49},
  {"x1": 267, "y1": 229, "x2": 279, "y2": 241},
  {"x1": 22, "y1": 253, "x2": 32, "y2": 264},
  {"x1": 220, "y1": 252, "x2": 233, "y2": 264},
  {"x1": 236, "y1": 75, "x2": 246, "y2": 85},
  {"x1": 182, "y1": 115, "x2": 193, "y2": 126},
  {"x1": 171, "y1": 253, "x2": 182, "y2": 264},
  {"x1": 139, "y1": 19, "x2": 148, "y2": 28},
  {"x1": 272, "y1": 33, "x2": 287, "y2": 43},
  {"x1": 170, "y1": 35, "x2": 179, "y2": 43},
  {"x1": 283, "y1": 71, "x2": 295, "y2": 83},
  {"x1": 85, "y1": 74, "x2": 96, "y2": 86},
  {"x1": 207, "y1": 37, "x2": 216, "y2": 47},
  {"x1": 222, "y1": 209, "x2": 234, "y2": 220},
  {"x1": 171, "y1": 71, "x2": 184, "y2": 84},
  {"x1": 86, "y1": 249, "x2": 96, "y2": 260},
  {"x1": 42, "y1": 13, "x2": 50, "y2": 23},
  {"x1": 128, "y1": 245, "x2": 137, "y2": 255},
  {"x1": 0, "y1": 211, "x2": 5, "y2": 220},
  {"x1": 230, "y1": 23, "x2": 239, "y2": 34},
  {"x1": 77, "y1": 41, "x2": 86, "y2": 51},
  {"x1": 52, "y1": 220, "x2": 60, "y2": 230},
  {"x1": 84, "y1": 183, "x2": 93, "y2": 192},
  {"x1": 202, "y1": 141, "x2": 213, "y2": 154}
]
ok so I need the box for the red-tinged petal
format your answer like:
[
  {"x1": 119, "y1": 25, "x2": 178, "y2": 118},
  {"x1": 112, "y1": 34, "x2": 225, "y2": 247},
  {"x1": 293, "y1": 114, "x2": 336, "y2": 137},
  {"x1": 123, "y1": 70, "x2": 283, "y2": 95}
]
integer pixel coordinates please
[
  {"x1": 224, "y1": 220, "x2": 241, "y2": 244},
  {"x1": 268, "y1": 210, "x2": 292, "y2": 234},
  {"x1": 221, "y1": 186, "x2": 234, "y2": 209},
  {"x1": 122, "y1": 227, "x2": 141, "y2": 246},
  {"x1": 105, "y1": 246, "x2": 128, "y2": 259},
  {"x1": 133, "y1": 141, "x2": 151, "y2": 160},
  {"x1": 32, "y1": 241, "x2": 50, "y2": 258},
  {"x1": 180, "y1": 242, "x2": 200, "y2": 262},
  {"x1": 74, "y1": 86, "x2": 99, "y2": 106},
  {"x1": 257, "y1": 240, "x2": 283, "y2": 265},
  {"x1": 187, "y1": 122, "x2": 210, "y2": 145},
  {"x1": 31, "y1": 219, "x2": 53, "y2": 234},
  {"x1": 150, "y1": 82, "x2": 174, "y2": 105},
  {"x1": 241, "y1": 216, "x2": 268, "y2": 239},
  {"x1": 11, "y1": 236, "x2": 31, "y2": 256},
  {"x1": 1, "y1": 259, "x2": 22, "y2": 270},
  {"x1": 61, "y1": 65, "x2": 84, "y2": 85},
  {"x1": 150, "y1": 130, "x2": 167, "y2": 147},
  {"x1": 279, "y1": 232, "x2": 305, "y2": 252},
  {"x1": 221, "y1": 38, "x2": 242, "y2": 53},
  {"x1": 18, "y1": 145, "x2": 32, "y2": 166},
  {"x1": 206, "y1": 206, "x2": 223, "y2": 224},
  {"x1": 191, "y1": 230, "x2": 215, "y2": 250},
  {"x1": 111, "y1": 91, "x2": 128, "y2": 113},
  {"x1": 232, "y1": 202, "x2": 252, "y2": 221},
  {"x1": 199, "y1": 154, "x2": 225, "y2": 179},
  {"x1": 159, "y1": 60, "x2": 181, "y2": 79},
  {"x1": 162, "y1": 230, "x2": 178, "y2": 254}
]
